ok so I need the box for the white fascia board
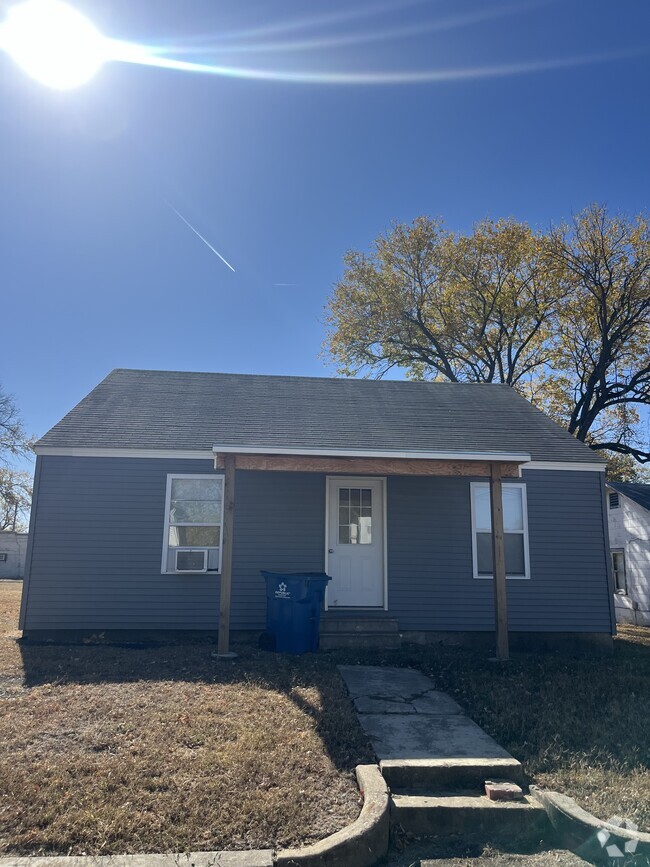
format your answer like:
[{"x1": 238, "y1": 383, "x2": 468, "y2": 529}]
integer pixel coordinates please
[
  {"x1": 212, "y1": 444, "x2": 532, "y2": 462},
  {"x1": 33, "y1": 447, "x2": 605, "y2": 471},
  {"x1": 34, "y1": 446, "x2": 214, "y2": 459},
  {"x1": 523, "y1": 461, "x2": 606, "y2": 472}
]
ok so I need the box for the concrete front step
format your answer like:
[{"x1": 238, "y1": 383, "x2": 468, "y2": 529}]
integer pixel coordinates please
[
  {"x1": 381, "y1": 757, "x2": 525, "y2": 791},
  {"x1": 320, "y1": 631, "x2": 402, "y2": 650},
  {"x1": 320, "y1": 617, "x2": 400, "y2": 634},
  {"x1": 391, "y1": 791, "x2": 548, "y2": 840}
]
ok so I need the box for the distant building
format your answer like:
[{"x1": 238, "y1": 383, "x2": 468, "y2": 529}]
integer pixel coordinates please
[
  {"x1": 606, "y1": 482, "x2": 650, "y2": 627},
  {"x1": 0, "y1": 531, "x2": 28, "y2": 579}
]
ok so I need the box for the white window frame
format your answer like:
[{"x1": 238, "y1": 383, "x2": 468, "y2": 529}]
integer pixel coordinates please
[
  {"x1": 161, "y1": 473, "x2": 224, "y2": 575},
  {"x1": 470, "y1": 482, "x2": 530, "y2": 580},
  {"x1": 611, "y1": 549, "x2": 627, "y2": 594}
]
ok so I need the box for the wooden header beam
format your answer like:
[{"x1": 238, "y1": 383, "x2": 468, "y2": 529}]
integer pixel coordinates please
[{"x1": 214, "y1": 453, "x2": 522, "y2": 477}]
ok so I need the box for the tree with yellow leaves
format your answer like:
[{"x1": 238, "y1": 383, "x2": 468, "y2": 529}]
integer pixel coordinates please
[{"x1": 325, "y1": 204, "x2": 650, "y2": 468}]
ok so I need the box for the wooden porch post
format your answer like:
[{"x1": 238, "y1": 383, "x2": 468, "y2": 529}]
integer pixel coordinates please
[
  {"x1": 490, "y1": 462, "x2": 509, "y2": 661},
  {"x1": 217, "y1": 453, "x2": 236, "y2": 656}
]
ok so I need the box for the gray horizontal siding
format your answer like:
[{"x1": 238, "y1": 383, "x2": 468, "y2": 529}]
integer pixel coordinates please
[
  {"x1": 24, "y1": 457, "x2": 221, "y2": 630},
  {"x1": 23, "y1": 457, "x2": 324, "y2": 631},
  {"x1": 22, "y1": 458, "x2": 612, "y2": 635},
  {"x1": 388, "y1": 470, "x2": 612, "y2": 632},
  {"x1": 230, "y1": 470, "x2": 324, "y2": 629}
]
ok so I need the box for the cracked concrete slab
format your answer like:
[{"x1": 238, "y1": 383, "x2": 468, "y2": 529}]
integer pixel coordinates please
[
  {"x1": 338, "y1": 665, "x2": 434, "y2": 699},
  {"x1": 354, "y1": 696, "x2": 417, "y2": 714},
  {"x1": 358, "y1": 713, "x2": 512, "y2": 760},
  {"x1": 338, "y1": 665, "x2": 514, "y2": 763},
  {"x1": 410, "y1": 691, "x2": 464, "y2": 715}
]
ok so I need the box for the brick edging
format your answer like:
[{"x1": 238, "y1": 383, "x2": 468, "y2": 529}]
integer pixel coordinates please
[
  {"x1": 531, "y1": 786, "x2": 650, "y2": 861},
  {"x1": 275, "y1": 764, "x2": 390, "y2": 867}
]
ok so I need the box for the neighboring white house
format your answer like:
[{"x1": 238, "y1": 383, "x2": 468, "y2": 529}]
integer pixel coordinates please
[
  {"x1": 0, "y1": 531, "x2": 28, "y2": 579},
  {"x1": 606, "y1": 482, "x2": 650, "y2": 626}
]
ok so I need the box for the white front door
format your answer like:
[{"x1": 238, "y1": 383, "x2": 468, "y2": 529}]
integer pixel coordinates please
[{"x1": 326, "y1": 477, "x2": 385, "y2": 608}]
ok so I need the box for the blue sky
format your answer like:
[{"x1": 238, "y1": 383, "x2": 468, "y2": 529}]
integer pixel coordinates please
[{"x1": 1, "y1": 0, "x2": 649, "y2": 452}]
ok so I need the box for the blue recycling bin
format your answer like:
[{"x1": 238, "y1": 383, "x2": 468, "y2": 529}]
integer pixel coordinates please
[{"x1": 261, "y1": 571, "x2": 331, "y2": 654}]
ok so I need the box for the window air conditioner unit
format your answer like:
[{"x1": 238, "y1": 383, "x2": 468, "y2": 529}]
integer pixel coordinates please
[{"x1": 175, "y1": 549, "x2": 208, "y2": 573}]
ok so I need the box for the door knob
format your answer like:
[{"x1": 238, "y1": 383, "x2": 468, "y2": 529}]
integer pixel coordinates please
[{"x1": 328, "y1": 548, "x2": 334, "y2": 553}]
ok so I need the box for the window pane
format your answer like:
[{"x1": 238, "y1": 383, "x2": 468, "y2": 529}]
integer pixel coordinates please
[
  {"x1": 169, "y1": 526, "x2": 220, "y2": 547},
  {"x1": 170, "y1": 499, "x2": 221, "y2": 523},
  {"x1": 358, "y1": 516, "x2": 372, "y2": 544},
  {"x1": 171, "y1": 477, "x2": 222, "y2": 502},
  {"x1": 612, "y1": 552, "x2": 626, "y2": 592},
  {"x1": 477, "y1": 532, "x2": 492, "y2": 574},
  {"x1": 503, "y1": 488, "x2": 524, "y2": 532},
  {"x1": 505, "y1": 533, "x2": 525, "y2": 575},
  {"x1": 176, "y1": 550, "x2": 206, "y2": 571},
  {"x1": 474, "y1": 486, "x2": 491, "y2": 531},
  {"x1": 338, "y1": 487, "x2": 372, "y2": 544},
  {"x1": 478, "y1": 532, "x2": 525, "y2": 575}
]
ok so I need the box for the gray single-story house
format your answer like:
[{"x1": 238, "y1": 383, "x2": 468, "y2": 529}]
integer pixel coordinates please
[
  {"x1": 606, "y1": 481, "x2": 650, "y2": 627},
  {"x1": 19, "y1": 369, "x2": 615, "y2": 651}
]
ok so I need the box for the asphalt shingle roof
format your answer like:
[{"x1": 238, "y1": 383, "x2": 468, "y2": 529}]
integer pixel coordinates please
[
  {"x1": 608, "y1": 482, "x2": 650, "y2": 512},
  {"x1": 36, "y1": 368, "x2": 604, "y2": 464}
]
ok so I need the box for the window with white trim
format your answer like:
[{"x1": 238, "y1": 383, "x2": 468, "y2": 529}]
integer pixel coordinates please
[
  {"x1": 162, "y1": 474, "x2": 224, "y2": 573},
  {"x1": 611, "y1": 550, "x2": 627, "y2": 594},
  {"x1": 470, "y1": 482, "x2": 530, "y2": 579}
]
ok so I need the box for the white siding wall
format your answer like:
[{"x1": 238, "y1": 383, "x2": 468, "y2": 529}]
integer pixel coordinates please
[
  {"x1": 606, "y1": 488, "x2": 650, "y2": 625},
  {"x1": 0, "y1": 532, "x2": 28, "y2": 579}
]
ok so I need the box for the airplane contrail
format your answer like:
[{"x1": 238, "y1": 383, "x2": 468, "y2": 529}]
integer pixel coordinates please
[{"x1": 168, "y1": 204, "x2": 236, "y2": 272}]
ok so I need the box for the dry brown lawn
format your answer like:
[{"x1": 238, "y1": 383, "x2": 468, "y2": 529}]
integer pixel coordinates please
[
  {"x1": 0, "y1": 581, "x2": 372, "y2": 856},
  {"x1": 2, "y1": 580, "x2": 649, "y2": 857}
]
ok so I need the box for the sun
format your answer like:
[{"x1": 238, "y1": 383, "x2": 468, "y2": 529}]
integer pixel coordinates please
[{"x1": 0, "y1": 0, "x2": 107, "y2": 90}]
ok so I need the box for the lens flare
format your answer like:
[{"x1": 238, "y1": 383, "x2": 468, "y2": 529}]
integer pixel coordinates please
[
  {"x1": 0, "y1": 0, "x2": 645, "y2": 91},
  {"x1": 108, "y1": 40, "x2": 643, "y2": 86},
  {"x1": 0, "y1": 0, "x2": 107, "y2": 89}
]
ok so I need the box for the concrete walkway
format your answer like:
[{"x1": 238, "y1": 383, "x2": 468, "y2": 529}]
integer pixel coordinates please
[
  {"x1": 338, "y1": 665, "x2": 514, "y2": 762},
  {"x1": 0, "y1": 853, "x2": 273, "y2": 866}
]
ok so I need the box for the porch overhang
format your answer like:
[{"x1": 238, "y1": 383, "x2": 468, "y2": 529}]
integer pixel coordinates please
[
  {"x1": 212, "y1": 445, "x2": 531, "y2": 477},
  {"x1": 214, "y1": 444, "x2": 530, "y2": 660}
]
